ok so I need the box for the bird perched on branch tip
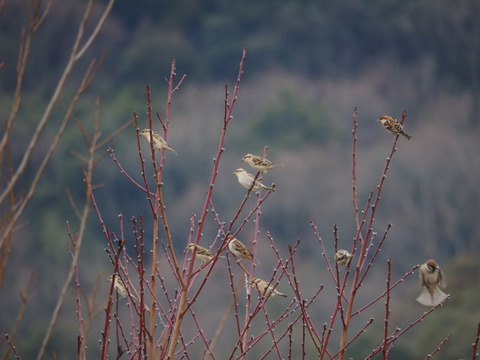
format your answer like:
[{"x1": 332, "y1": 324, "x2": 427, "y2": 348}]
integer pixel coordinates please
[{"x1": 377, "y1": 115, "x2": 412, "y2": 140}]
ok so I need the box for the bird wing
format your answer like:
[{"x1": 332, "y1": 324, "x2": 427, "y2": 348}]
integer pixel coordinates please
[{"x1": 438, "y1": 269, "x2": 447, "y2": 289}]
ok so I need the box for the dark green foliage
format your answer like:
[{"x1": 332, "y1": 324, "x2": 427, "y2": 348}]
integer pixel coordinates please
[
  {"x1": 247, "y1": 89, "x2": 344, "y2": 150},
  {"x1": 2, "y1": 0, "x2": 480, "y2": 93}
]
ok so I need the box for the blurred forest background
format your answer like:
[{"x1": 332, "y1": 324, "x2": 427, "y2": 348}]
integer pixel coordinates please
[{"x1": 1, "y1": 0, "x2": 480, "y2": 358}]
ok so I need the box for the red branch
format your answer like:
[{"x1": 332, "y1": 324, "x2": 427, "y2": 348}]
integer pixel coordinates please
[
  {"x1": 472, "y1": 323, "x2": 480, "y2": 360},
  {"x1": 425, "y1": 335, "x2": 451, "y2": 359}
]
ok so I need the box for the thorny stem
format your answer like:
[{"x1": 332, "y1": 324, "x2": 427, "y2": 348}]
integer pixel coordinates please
[
  {"x1": 165, "y1": 48, "x2": 247, "y2": 360},
  {"x1": 0, "y1": 0, "x2": 114, "y2": 210},
  {"x1": 352, "y1": 264, "x2": 419, "y2": 316},
  {"x1": 356, "y1": 224, "x2": 392, "y2": 292},
  {"x1": 234, "y1": 299, "x2": 298, "y2": 360},
  {"x1": 1, "y1": 274, "x2": 35, "y2": 360},
  {"x1": 425, "y1": 335, "x2": 451, "y2": 359},
  {"x1": 69, "y1": 229, "x2": 86, "y2": 360},
  {"x1": 310, "y1": 221, "x2": 344, "y2": 359},
  {"x1": 337, "y1": 113, "x2": 406, "y2": 360},
  {"x1": 259, "y1": 307, "x2": 283, "y2": 359},
  {"x1": 0, "y1": 0, "x2": 50, "y2": 157},
  {"x1": 291, "y1": 265, "x2": 325, "y2": 355},
  {"x1": 323, "y1": 187, "x2": 375, "y2": 344},
  {"x1": 100, "y1": 242, "x2": 125, "y2": 359},
  {"x1": 178, "y1": 113, "x2": 270, "y2": 314},
  {"x1": 472, "y1": 323, "x2": 480, "y2": 360},
  {"x1": 4, "y1": 334, "x2": 21, "y2": 360},
  {"x1": 352, "y1": 107, "x2": 360, "y2": 230},
  {"x1": 239, "y1": 187, "x2": 263, "y2": 358},
  {"x1": 207, "y1": 275, "x2": 241, "y2": 356},
  {"x1": 145, "y1": 84, "x2": 160, "y2": 358},
  {"x1": 382, "y1": 259, "x2": 392, "y2": 360},
  {"x1": 329, "y1": 318, "x2": 375, "y2": 359},
  {"x1": 228, "y1": 243, "x2": 299, "y2": 359},
  {"x1": 310, "y1": 222, "x2": 348, "y2": 304},
  {"x1": 35, "y1": 97, "x2": 102, "y2": 360},
  {"x1": 365, "y1": 301, "x2": 445, "y2": 359},
  {"x1": 124, "y1": 62, "x2": 185, "y2": 357},
  {"x1": 0, "y1": 56, "x2": 104, "y2": 250},
  {"x1": 268, "y1": 237, "x2": 329, "y2": 357}
]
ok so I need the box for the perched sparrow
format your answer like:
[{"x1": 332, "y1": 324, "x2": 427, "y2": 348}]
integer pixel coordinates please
[
  {"x1": 233, "y1": 168, "x2": 275, "y2": 191},
  {"x1": 227, "y1": 235, "x2": 255, "y2": 262},
  {"x1": 251, "y1": 278, "x2": 287, "y2": 298},
  {"x1": 186, "y1": 243, "x2": 221, "y2": 262},
  {"x1": 140, "y1": 129, "x2": 177, "y2": 154},
  {"x1": 377, "y1": 115, "x2": 412, "y2": 140},
  {"x1": 334, "y1": 249, "x2": 353, "y2": 266},
  {"x1": 242, "y1": 154, "x2": 283, "y2": 173},
  {"x1": 108, "y1": 275, "x2": 138, "y2": 300},
  {"x1": 416, "y1": 259, "x2": 449, "y2": 306}
]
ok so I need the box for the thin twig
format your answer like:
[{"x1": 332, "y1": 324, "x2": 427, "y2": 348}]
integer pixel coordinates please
[
  {"x1": 337, "y1": 112, "x2": 406, "y2": 360},
  {"x1": 472, "y1": 323, "x2": 480, "y2": 360},
  {"x1": 0, "y1": 0, "x2": 114, "y2": 210},
  {"x1": 365, "y1": 301, "x2": 446, "y2": 359},
  {"x1": 425, "y1": 335, "x2": 451, "y2": 359},
  {"x1": 352, "y1": 107, "x2": 360, "y2": 229},
  {"x1": 1, "y1": 274, "x2": 35, "y2": 360},
  {"x1": 4, "y1": 334, "x2": 22, "y2": 360},
  {"x1": 165, "y1": 48, "x2": 247, "y2": 360},
  {"x1": 382, "y1": 259, "x2": 392, "y2": 360},
  {"x1": 35, "y1": 97, "x2": 102, "y2": 360}
]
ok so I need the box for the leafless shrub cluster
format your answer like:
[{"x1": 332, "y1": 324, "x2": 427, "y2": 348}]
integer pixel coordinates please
[
  {"x1": 78, "y1": 52, "x2": 478, "y2": 359},
  {"x1": 1, "y1": 2, "x2": 479, "y2": 359}
]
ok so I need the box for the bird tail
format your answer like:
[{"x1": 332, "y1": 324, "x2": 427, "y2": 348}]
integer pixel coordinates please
[
  {"x1": 278, "y1": 292, "x2": 288, "y2": 298},
  {"x1": 166, "y1": 146, "x2": 178, "y2": 155},
  {"x1": 416, "y1": 286, "x2": 448, "y2": 306},
  {"x1": 402, "y1": 132, "x2": 412, "y2": 140}
]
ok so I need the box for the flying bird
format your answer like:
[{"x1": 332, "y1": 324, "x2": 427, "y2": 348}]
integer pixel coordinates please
[{"x1": 416, "y1": 259, "x2": 449, "y2": 306}]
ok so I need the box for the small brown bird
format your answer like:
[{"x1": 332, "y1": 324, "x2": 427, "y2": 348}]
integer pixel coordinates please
[
  {"x1": 108, "y1": 275, "x2": 138, "y2": 300},
  {"x1": 251, "y1": 278, "x2": 287, "y2": 298},
  {"x1": 140, "y1": 129, "x2": 177, "y2": 154},
  {"x1": 377, "y1": 115, "x2": 412, "y2": 140},
  {"x1": 334, "y1": 249, "x2": 353, "y2": 266},
  {"x1": 242, "y1": 154, "x2": 283, "y2": 173},
  {"x1": 416, "y1": 259, "x2": 449, "y2": 306},
  {"x1": 233, "y1": 168, "x2": 275, "y2": 191},
  {"x1": 227, "y1": 235, "x2": 254, "y2": 262},
  {"x1": 186, "y1": 243, "x2": 221, "y2": 262},
  {"x1": 187, "y1": 244, "x2": 225, "y2": 262}
]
